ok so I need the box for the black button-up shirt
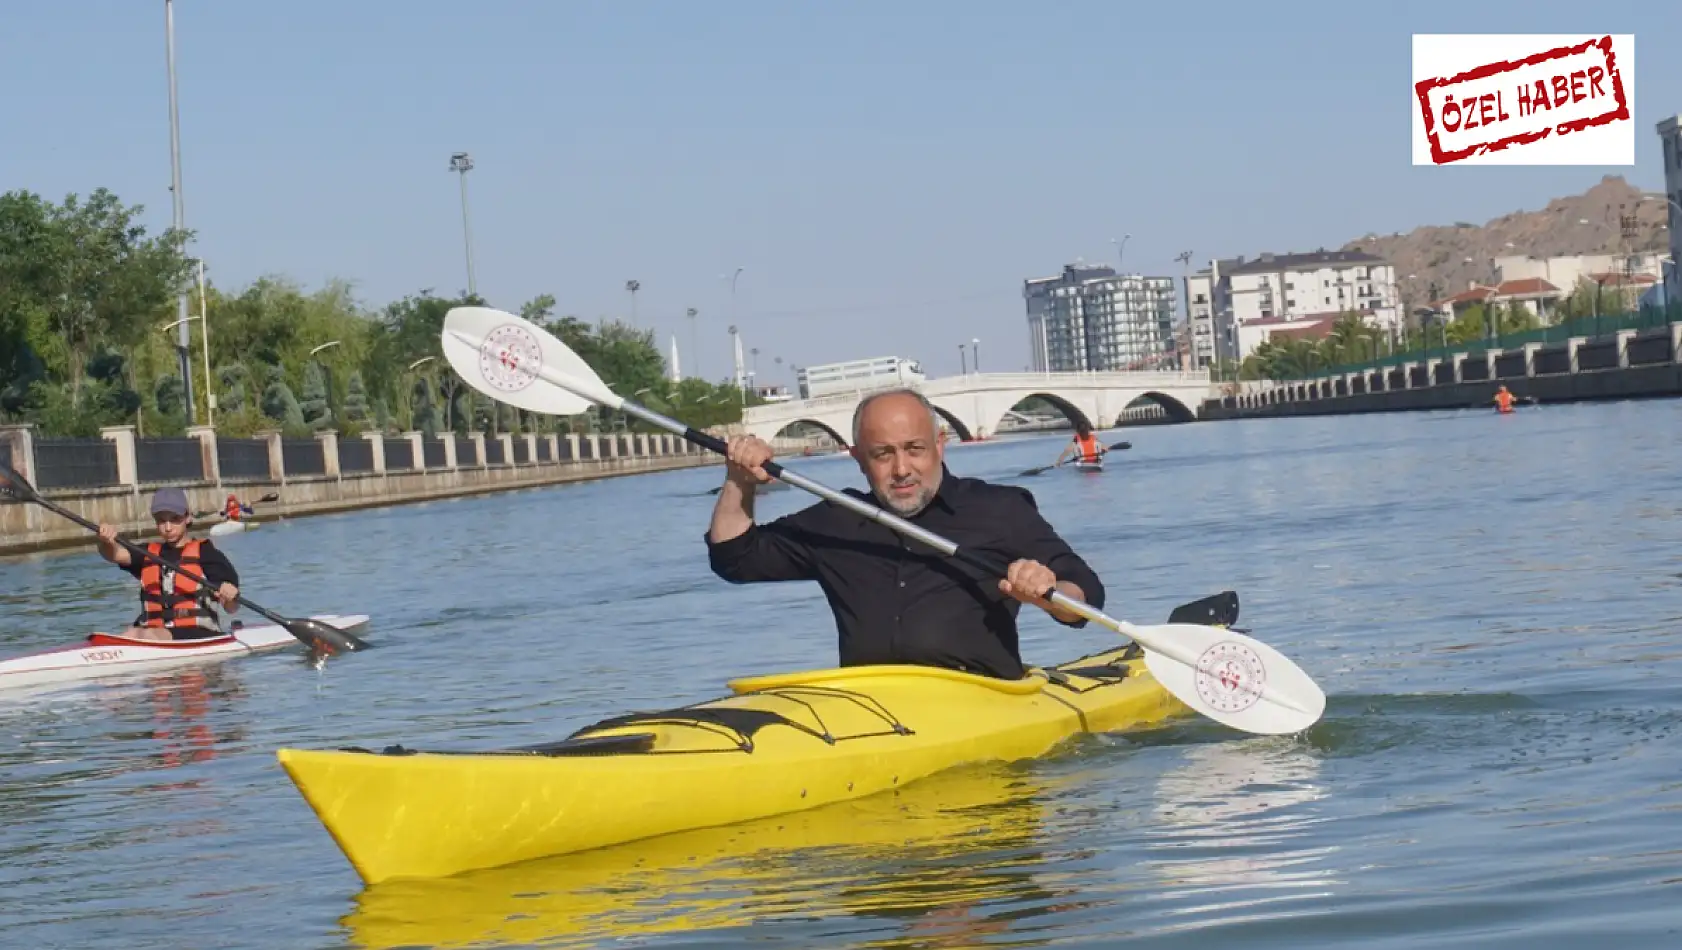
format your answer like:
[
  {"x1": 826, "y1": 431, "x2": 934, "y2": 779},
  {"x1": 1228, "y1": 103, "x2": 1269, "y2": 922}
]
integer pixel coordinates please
[{"x1": 704, "y1": 467, "x2": 1105, "y2": 679}]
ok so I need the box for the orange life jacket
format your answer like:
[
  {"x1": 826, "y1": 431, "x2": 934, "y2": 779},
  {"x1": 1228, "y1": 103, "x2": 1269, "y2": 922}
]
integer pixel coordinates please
[
  {"x1": 138, "y1": 540, "x2": 220, "y2": 633},
  {"x1": 1076, "y1": 433, "x2": 1100, "y2": 461},
  {"x1": 225, "y1": 499, "x2": 242, "y2": 520}
]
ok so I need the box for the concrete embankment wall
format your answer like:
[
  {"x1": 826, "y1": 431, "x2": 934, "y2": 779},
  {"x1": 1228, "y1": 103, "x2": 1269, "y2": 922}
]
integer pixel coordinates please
[
  {"x1": 1, "y1": 424, "x2": 810, "y2": 556},
  {"x1": 1201, "y1": 322, "x2": 1682, "y2": 421}
]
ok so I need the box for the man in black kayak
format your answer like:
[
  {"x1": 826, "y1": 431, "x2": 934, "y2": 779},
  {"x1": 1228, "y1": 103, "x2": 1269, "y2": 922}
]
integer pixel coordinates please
[
  {"x1": 706, "y1": 388, "x2": 1104, "y2": 680},
  {"x1": 95, "y1": 487, "x2": 242, "y2": 642}
]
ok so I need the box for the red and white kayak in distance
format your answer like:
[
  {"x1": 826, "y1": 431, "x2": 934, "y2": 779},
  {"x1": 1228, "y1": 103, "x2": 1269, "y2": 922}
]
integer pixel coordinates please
[{"x1": 0, "y1": 614, "x2": 370, "y2": 690}]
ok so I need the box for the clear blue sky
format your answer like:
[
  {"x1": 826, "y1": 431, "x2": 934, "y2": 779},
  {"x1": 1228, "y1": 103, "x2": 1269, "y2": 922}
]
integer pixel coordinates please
[{"x1": 3, "y1": 2, "x2": 1677, "y2": 382}]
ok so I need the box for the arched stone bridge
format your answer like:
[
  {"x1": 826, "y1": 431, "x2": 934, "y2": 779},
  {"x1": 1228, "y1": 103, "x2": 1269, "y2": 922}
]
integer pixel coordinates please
[{"x1": 741, "y1": 371, "x2": 1216, "y2": 445}]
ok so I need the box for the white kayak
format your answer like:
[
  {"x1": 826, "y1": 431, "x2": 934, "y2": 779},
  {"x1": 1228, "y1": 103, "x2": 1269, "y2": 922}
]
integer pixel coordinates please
[
  {"x1": 208, "y1": 519, "x2": 258, "y2": 537},
  {"x1": 0, "y1": 614, "x2": 370, "y2": 690},
  {"x1": 1072, "y1": 458, "x2": 1104, "y2": 473}
]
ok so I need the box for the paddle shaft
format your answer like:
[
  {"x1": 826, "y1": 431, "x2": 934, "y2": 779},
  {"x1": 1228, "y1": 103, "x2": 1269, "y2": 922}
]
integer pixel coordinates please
[{"x1": 610, "y1": 398, "x2": 1128, "y2": 635}]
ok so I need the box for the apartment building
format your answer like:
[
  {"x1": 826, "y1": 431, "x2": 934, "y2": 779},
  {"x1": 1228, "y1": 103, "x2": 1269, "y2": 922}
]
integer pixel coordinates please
[
  {"x1": 1225, "y1": 250, "x2": 1399, "y2": 328},
  {"x1": 1024, "y1": 263, "x2": 1179, "y2": 371}
]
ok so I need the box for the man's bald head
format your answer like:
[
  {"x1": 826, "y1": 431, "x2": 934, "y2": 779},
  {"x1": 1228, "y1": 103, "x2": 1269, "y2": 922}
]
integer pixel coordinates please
[
  {"x1": 851, "y1": 389, "x2": 941, "y2": 445},
  {"x1": 850, "y1": 389, "x2": 945, "y2": 516}
]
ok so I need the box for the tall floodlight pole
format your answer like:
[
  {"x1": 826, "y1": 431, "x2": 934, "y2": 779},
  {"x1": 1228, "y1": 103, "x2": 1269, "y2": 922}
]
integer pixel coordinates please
[
  {"x1": 725, "y1": 266, "x2": 744, "y2": 389},
  {"x1": 625, "y1": 279, "x2": 640, "y2": 327},
  {"x1": 450, "y1": 152, "x2": 477, "y2": 297},
  {"x1": 165, "y1": 0, "x2": 195, "y2": 424}
]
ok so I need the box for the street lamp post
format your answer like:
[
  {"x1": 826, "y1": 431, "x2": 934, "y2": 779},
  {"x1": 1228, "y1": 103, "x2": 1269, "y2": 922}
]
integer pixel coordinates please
[
  {"x1": 686, "y1": 307, "x2": 700, "y2": 380},
  {"x1": 449, "y1": 152, "x2": 477, "y2": 297},
  {"x1": 164, "y1": 0, "x2": 195, "y2": 424},
  {"x1": 1112, "y1": 234, "x2": 1131, "y2": 272},
  {"x1": 625, "y1": 279, "x2": 640, "y2": 327},
  {"x1": 958, "y1": 343, "x2": 967, "y2": 375},
  {"x1": 971, "y1": 338, "x2": 980, "y2": 372},
  {"x1": 193, "y1": 259, "x2": 214, "y2": 425},
  {"x1": 158, "y1": 310, "x2": 213, "y2": 426}
]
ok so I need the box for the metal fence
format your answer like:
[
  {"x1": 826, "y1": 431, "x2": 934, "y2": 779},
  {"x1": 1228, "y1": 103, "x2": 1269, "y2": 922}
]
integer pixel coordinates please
[
  {"x1": 218, "y1": 439, "x2": 271, "y2": 480},
  {"x1": 537, "y1": 437, "x2": 553, "y2": 462},
  {"x1": 338, "y1": 438, "x2": 374, "y2": 474},
  {"x1": 1308, "y1": 306, "x2": 1681, "y2": 379},
  {"x1": 384, "y1": 438, "x2": 415, "y2": 471},
  {"x1": 33, "y1": 438, "x2": 121, "y2": 490},
  {"x1": 512, "y1": 438, "x2": 530, "y2": 464},
  {"x1": 281, "y1": 439, "x2": 326, "y2": 476},
  {"x1": 423, "y1": 438, "x2": 448, "y2": 469},
  {"x1": 136, "y1": 437, "x2": 205, "y2": 484},
  {"x1": 484, "y1": 438, "x2": 506, "y2": 465},
  {"x1": 459, "y1": 439, "x2": 480, "y2": 467}
]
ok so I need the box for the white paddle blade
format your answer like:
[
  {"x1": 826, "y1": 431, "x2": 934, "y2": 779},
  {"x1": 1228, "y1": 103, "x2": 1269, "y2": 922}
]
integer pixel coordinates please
[
  {"x1": 441, "y1": 307, "x2": 620, "y2": 416},
  {"x1": 1129, "y1": 623, "x2": 1326, "y2": 735}
]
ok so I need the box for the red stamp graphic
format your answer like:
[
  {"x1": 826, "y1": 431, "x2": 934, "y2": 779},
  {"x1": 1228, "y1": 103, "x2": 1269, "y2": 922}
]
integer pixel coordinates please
[{"x1": 1414, "y1": 36, "x2": 1629, "y2": 165}]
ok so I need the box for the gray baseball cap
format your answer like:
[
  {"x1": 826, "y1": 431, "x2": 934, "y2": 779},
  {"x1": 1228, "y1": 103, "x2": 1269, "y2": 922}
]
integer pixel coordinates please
[{"x1": 149, "y1": 487, "x2": 191, "y2": 517}]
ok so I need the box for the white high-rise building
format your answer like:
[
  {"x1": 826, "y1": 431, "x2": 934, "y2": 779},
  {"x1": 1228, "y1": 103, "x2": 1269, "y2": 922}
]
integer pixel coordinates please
[
  {"x1": 1024, "y1": 264, "x2": 1178, "y2": 372},
  {"x1": 1659, "y1": 114, "x2": 1682, "y2": 308}
]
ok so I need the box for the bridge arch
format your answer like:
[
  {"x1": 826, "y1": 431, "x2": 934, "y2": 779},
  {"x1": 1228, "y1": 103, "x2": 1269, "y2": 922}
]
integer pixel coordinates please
[
  {"x1": 1111, "y1": 391, "x2": 1197, "y2": 425},
  {"x1": 931, "y1": 405, "x2": 974, "y2": 443},
  {"x1": 1012, "y1": 392, "x2": 1092, "y2": 431},
  {"x1": 772, "y1": 418, "x2": 850, "y2": 447}
]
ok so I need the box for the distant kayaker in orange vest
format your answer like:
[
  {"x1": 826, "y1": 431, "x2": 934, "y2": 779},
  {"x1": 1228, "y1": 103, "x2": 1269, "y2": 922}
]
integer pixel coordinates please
[
  {"x1": 1494, "y1": 386, "x2": 1515, "y2": 414},
  {"x1": 95, "y1": 487, "x2": 242, "y2": 642},
  {"x1": 1054, "y1": 421, "x2": 1106, "y2": 467},
  {"x1": 224, "y1": 493, "x2": 248, "y2": 522}
]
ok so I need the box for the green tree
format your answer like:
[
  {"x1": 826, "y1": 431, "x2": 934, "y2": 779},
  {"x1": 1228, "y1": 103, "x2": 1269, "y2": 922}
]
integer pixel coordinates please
[
  {"x1": 155, "y1": 374, "x2": 185, "y2": 417},
  {"x1": 0, "y1": 189, "x2": 192, "y2": 408},
  {"x1": 343, "y1": 370, "x2": 371, "y2": 424},
  {"x1": 261, "y1": 367, "x2": 305, "y2": 429},
  {"x1": 217, "y1": 363, "x2": 250, "y2": 413},
  {"x1": 301, "y1": 360, "x2": 333, "y2": 429}
]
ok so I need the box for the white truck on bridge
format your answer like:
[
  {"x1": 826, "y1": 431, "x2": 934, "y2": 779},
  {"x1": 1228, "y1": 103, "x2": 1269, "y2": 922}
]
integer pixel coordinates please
[{"x1": 796, "y1": 356, "x2": 925, "y2": 399}]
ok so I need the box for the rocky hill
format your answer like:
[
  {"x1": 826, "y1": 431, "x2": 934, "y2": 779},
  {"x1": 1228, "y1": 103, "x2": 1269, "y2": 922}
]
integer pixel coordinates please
[{"x1": 1343, "y1": 175, "x2": 1670, "y2": 305}]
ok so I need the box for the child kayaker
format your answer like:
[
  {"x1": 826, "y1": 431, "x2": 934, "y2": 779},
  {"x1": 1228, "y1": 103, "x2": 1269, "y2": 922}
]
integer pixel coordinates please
[{"x1": 95, "y1": 487, "x2": 241, "y2": 642}]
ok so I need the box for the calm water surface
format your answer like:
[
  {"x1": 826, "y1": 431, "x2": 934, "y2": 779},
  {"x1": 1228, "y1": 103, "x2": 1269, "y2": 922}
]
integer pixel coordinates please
[{"x1": 2, "y1": 401, "x2": 1680, "y2": 949}]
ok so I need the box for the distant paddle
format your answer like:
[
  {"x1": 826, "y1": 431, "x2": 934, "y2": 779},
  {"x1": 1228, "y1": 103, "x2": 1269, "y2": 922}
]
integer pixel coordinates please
[
  {"x1": 441, "y1": 305, "x2": 1327, "y2": 736},
  {"x1": 1019, "y1": 440, "x2": 1130, "y2": 477},
  {"x1": 0, "y1": 462, "x2": 366, "y2": 658}
]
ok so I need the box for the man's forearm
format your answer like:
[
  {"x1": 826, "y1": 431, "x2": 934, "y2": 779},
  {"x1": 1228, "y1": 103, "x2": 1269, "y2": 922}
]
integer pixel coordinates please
[{"x1": 707, "y1": 478, "x2": 757, "y2": 543}]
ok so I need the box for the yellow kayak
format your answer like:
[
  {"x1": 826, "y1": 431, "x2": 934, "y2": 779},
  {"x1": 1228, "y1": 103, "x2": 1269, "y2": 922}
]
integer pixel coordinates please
[{"x1": 279, "y1": 595, "x2": 1235, "y2": 886}]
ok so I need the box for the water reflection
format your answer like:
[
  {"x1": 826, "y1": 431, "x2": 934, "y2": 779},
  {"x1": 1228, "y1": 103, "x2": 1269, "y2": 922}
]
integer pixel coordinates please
[
  {"x1": 1139, "y1": 740, "x2": 1337, "y2": 933},
  {"x1": 342, "y1": 760, "x2": 1079, "y2": 950}
]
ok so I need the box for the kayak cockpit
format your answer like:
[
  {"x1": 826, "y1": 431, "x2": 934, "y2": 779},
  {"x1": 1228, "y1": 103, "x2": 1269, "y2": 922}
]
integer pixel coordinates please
[
  {"x1": 726, "y1": 662, "x2": 1048, "y2": 696},
  {"x1": 84, "y1": 632, "x2": 239, "y2": 649}
]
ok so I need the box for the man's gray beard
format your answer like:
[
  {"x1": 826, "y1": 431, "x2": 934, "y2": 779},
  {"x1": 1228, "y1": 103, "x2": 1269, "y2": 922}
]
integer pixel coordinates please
[{"x1": 876, "y1": 479, "x2": 938, "y2": 517}]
